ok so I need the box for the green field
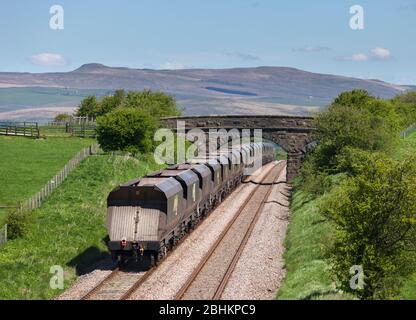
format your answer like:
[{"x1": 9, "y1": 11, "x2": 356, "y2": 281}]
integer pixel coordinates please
[
  {"x1": 0, "y1": 153, "x2": 163, "y2": 299},
  {"x1": 0, "y1": 87, "x2": 112, "y2": 112},
  {"x1": 277, "y1": 132, "x2": 416, "y2": 300},
  {"x1": 39, "y1": 125, "x2": 71, "y2": 137},
  {"x1": 0, "y1": 136, "x2": 93, "y2": 222},
  {"x1": 276, "y1": 190, "x2": 352, "y2": 300}
]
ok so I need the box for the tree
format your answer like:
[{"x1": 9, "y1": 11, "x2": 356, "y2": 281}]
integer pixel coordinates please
[
  {"x1": 74, "y1": 89, "x2": 180, "y2": 120},
  {"x1": 76, "y1": 96, "x2": 98, "y2": 117},
  {"x1": 53, "y1": 113, "x2": 72, "y2": 122},
  {"x1": 94, "y1": 89, "x2": 125, "y2": 117},
  {"x1": 391, "y1": 92, "x2": 416, "y2": 128},
  {"x1": 96, "y1": 108, "x2": 157, "y2": 154},
  {"x1": 312, "y1": 90, "x2": 400, "y2": 171},
  {"x1": 320, "y1": 152, "x2": 416, "y2": 299},
  {"x1": 123, "y1": 90, "x2": 181, "y2": 119},
  {"x1": 332, "y1": 89, "x2": 374, "y2": 108}
]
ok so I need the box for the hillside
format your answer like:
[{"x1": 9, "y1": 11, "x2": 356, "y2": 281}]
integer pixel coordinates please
[
  {"x1": 0, "y1": 153, "x2": 163, "y2": 299},
  {"x1": 0, "y1": 64, "x2": 408, "y2": 120},
  {"x1": 0, "y1": 137, "x2": 93, "y2": 223},
  {"x1": 277, "y1": 114, "x2": 416, "y2": 301}
]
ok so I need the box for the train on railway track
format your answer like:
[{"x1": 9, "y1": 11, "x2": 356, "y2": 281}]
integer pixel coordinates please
[{"x1": 106, "y1": 142, "x2": 276, "y2": 265}]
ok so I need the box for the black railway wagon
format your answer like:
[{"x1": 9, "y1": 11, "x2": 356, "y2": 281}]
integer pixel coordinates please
[{"x1": 106, "y1": 142, "x2": 276, "y2": 264}]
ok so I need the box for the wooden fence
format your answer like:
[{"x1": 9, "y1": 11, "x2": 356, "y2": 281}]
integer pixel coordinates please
[
  {"x1": 47, "y1": 116, "x2": 96, "y2": 127},
  {"x1": 67, "y1": 123, "x2": 97, "y2": 138},
  {"x1": 0, "y1": 122, "x2": 40, "y2": 138},
  {"x1": 0, "y1": 224, "x2": 7, "y2": 247},
  {"x1": 71, "y1": 116, "x2": 96, "y2": 125},
  {"x1": 19, "y1": 144, "x2": 100, "y2": 211}
]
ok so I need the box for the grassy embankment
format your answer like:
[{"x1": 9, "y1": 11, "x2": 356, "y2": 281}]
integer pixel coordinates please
[
  {"x1": 277, "y1": 131, "x2": 416, "y2": 300},
  {"x1": 0, "y1": 150, "x2": 163, "y2": 299},
  {"x1": 0, "y1": 136, "x2": 93, "y2": 223}
]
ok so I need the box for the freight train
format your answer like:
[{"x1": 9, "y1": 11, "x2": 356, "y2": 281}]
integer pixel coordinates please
[{"x1": 106, "y1": 142, "x2": 276, "y2": 265}]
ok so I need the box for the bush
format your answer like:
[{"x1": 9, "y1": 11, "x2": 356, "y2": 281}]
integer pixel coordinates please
[
  {"x1": 5, "y1": 210, "x2": 33, "y2": 240},
  {"x1": 320, "y1": 154, "x2": 416, "y2": 299},
  {"x1": 122, "y1": 90, "x2": 181, "y2": 118},
  {"x1": 75, "y1": 89, "x2": 181, "y2": 119},
  {"x1": 297, "y1": 156, "x2": 333, "y2": 196},
  {"x1": 313, "y1": 90, "x2": 400, "y2": 172},
  {"x1": 94, "y1": 89, "x2": 126, "y2": 117},
  {"x1": 53, "y1": 113, "x2": 72, "y2": 122},
  {"x1": 96, "y1": 108, "x2": 157, "y2": 154},
  {"x1": 391, "y1": 92, "x2": 416, "y2": 128}
]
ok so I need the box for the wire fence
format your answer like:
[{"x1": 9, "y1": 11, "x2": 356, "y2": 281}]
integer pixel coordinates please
[
  {"x1": 401, "y1": 123, "x2": 416, "y2": 138},
  {"x1": 0, "y1": 224, "x2": 7, "y2": 247},
  {"x1": 18, "y1": 143, "x2": 100, "y2": 212}
]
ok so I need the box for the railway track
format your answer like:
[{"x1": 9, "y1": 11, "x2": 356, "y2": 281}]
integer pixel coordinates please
[
  {"x1": 175, "y1": 161, "x2": 285, "y2": 300},
  {"x1": 81, "y1": 265, "x2": 154, "y2": 300},
  {"x1": 80, "y1": 162, "x2": 284, "y2": 300}
]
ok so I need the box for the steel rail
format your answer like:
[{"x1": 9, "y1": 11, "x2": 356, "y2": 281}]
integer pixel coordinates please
[
  {"x1": 175, "y1": 162, "x2": 284, "y2": 300},
  {"x1": 212, "y1": 164, "x2": 284, "y2": 299}
]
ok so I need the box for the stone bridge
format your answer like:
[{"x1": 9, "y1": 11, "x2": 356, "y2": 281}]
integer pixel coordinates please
[{"x1": 162, "y1": 115, "x2": 315, "y2": 182}]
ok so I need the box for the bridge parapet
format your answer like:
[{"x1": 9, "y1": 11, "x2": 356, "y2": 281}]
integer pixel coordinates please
[{"x1": 162, "y1": 115, "x2": 315, "y2": 182}]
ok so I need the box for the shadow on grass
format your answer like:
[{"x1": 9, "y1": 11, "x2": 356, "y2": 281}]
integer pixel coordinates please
[
  {"x1": 311, "y1": 218, "x2": 327, "y2": 225},
  {"x1": 302, "y1": 289, "x2": 342, "y2": 300},
  {"x1": 290, "y1": 193, "x2": 315, "y2": 212},
  {"x1": 67, "y1": 245, "x2": 112, "y2": 276},
  {"x1": 67, "y1": 236, "x2": 153, "y2": 275}
]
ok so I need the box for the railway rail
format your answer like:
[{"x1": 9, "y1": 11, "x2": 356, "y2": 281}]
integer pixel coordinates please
[
  {"x1": 80, "y1": 161, "x2": 285, "y2": 300},
  {"x1": 81, "y1": 266, "x2": 151, "y2": 300},
  {"x1": 175, "y1": 161, "x2": 286, "y2": 300}
]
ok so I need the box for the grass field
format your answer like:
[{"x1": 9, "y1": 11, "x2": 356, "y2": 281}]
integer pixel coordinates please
[
  {"x1": 276, "y1": 191, "x2": 351, "y2": 300},
  {"x1": 277, "y1": 132, "x2": 416, "y2": 300},
  {"x1": 0, "y1": 153, "x2": 163, "y2": 299},
  {"x1": 0, "y1": 87, "x2": 112, "y2": 112},
  {"x1": 0, "y1": 136, "x2": 93, "y2": 223},
  {"x1": 39, "y1": 125, "x2": 71, "y2": 137},
  {"x1": 395, "y1": 131, "x2": 416, "y2": 160}
]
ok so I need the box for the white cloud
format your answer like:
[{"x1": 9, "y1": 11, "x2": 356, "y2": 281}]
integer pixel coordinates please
[
  {"x1": 336, "y1": 53, "x2": 368, "y2": 62},
  {"x1": 350, "y1": 53, "x2": 369, "y2": 61},
  {"x1": 159, "y1": 62, "x2": 186, "y2": 70},
  {"x1": 30, "y1": 53, "x2": 67, "y2": 66},
  {"x1": 370, "y1": 47, "x2": 391, "y2": 60},
  {"x1": 336, "y1": 47, "x2": 392, "y2": 62}
]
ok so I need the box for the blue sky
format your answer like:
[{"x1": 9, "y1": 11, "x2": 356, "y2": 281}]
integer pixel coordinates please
[{"x1": 0, "y1": 0, "x2": 415, "y2": 84}]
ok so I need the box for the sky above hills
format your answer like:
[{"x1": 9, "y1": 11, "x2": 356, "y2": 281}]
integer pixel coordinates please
[{"x1": 1, "y1": 0, "x2": 415, "y2": 84}]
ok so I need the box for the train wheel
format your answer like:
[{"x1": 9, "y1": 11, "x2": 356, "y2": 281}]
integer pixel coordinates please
[
  {"x1": 117, "y1": 255, "x2": 124, "y2": 268},
  {"x1": 150, "y1": 254, "x2": 156, "y2": 267}
]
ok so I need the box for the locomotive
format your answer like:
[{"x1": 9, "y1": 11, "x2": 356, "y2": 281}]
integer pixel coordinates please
[{"x1": 106, "y1": 142, "x2": 276, "y2": 265}]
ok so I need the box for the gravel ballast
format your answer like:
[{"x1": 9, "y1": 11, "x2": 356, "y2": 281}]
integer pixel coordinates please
[
  {"x1": 57, "y1": 161, "x2": 287, "y2": 300},
  {"x1": 220, "y1": 166, "x2": 290, "y2": 299}
]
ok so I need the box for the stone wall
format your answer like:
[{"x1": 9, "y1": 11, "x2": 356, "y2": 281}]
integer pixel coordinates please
[{"x1": 162, "y1": 115, "x2": 315, "y2": 182}]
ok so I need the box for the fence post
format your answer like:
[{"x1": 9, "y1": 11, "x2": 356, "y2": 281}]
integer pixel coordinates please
[{"x1": 14, "y1": 143, "x2": 98, "y2": 213}]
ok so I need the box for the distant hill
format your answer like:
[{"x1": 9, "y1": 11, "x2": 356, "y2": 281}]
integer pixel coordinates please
[
  {"x1": 0, "y1": 63, "x2": 409, "y2": 120},
  {"x1": 404, "y1": 85, "x2": 416, "y2": 92}
]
